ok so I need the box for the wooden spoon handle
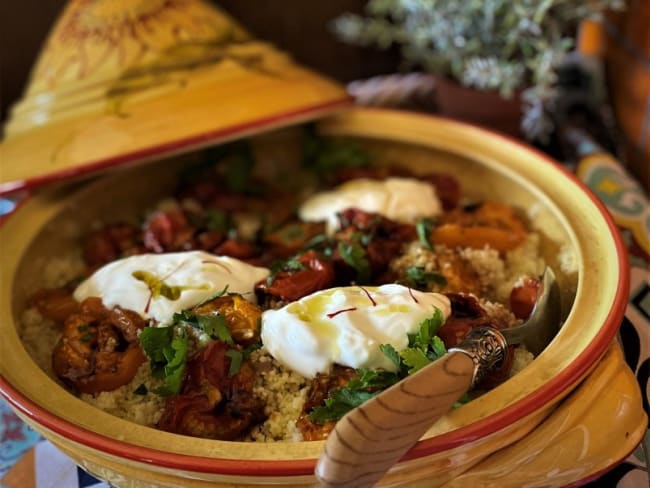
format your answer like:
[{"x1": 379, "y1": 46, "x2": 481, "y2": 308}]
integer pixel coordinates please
[{"x1": 314, "y1": 351, "x2": 475, "y2": 488}]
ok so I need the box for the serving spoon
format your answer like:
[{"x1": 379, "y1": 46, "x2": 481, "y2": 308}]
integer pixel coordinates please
[{"x1": 315, "y1": 267, "x2": 560, "y2": 488}]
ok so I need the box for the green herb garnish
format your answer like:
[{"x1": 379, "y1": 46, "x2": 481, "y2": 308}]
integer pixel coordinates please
[
  {"x1": 337, "y1": 237, "x2": 371, "y2": 283},
  {"x1": 303, "y1": 127, "x2": 370, "y2": 175},
  {"x1": 140, "y1": 326, "x2": 188, "y2": 397},
  {"x1": 225, "y1": 349, "x2": 243, "y2": 376},
  {"x1": 404, "y1": 266, "x2": 448, "y2": 288},
  {"x1": 309, "y1": 310, "x2": 448, "y2": 424},
  {"x1": 266, "y1": 256, "x2": 307, "y2": 286},
  {"x1": 205, "y1": 209, "x2": 230, "y2": 231},
  {"x1": 173, "y1": 310, "x2": 233, "y2": 344},
  {"x1": 416, "y1": 218, "x2": 434, "y2": 250},
  {"x1": 308, "y1": 369, "x2": 399, "y2": 424}
]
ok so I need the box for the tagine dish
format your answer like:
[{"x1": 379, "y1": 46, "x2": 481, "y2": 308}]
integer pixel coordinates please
[{"x1": 0, "y1": 110, "x2": 639, "y2": 487}]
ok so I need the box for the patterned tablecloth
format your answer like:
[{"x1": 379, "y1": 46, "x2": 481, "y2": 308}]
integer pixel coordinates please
[{"x1": 0, "y1": 133, "x2": 648, "y2": 488}]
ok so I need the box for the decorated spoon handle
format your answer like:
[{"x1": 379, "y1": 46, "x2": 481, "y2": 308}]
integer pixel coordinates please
[{"x1": 315, "y1": 327, "x2": 507, "y2": 488}]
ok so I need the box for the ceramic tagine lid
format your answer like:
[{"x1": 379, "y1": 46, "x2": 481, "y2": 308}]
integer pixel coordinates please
[{"x1": 0, "y1": 0, "x2": 351, "y2": 194}]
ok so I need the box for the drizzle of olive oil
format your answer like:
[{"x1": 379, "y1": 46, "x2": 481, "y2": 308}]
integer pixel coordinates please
[{"x1": 132, "y1": 270, "x2": 209, "y2": 300}]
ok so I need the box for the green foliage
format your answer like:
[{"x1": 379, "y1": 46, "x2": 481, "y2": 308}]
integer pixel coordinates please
[{"x1": 333, "y1": 0, "x2": 624, "y2": 140}]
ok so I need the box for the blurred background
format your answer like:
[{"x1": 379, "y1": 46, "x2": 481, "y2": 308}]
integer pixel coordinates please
[
  {"x1": 0, "y1": 1, "x2": 399, "y2": 125},
  {"x1": 1, "y1": 0, "x2": 647, "y2": 188}
]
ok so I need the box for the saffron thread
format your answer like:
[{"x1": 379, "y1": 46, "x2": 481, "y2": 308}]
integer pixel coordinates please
[
  {"x1": 407, "y1": 287, "x2": 419, "y2": 304},
  {"x1": 326, "y1": 307, "x2": 357, "y2": 319},
  {"x1": 359, "y1": 286, "x2": 377, "y2": 306}
]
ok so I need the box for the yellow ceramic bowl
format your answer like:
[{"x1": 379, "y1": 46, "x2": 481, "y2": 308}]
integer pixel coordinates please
[{"x1": 0, "y1": 109, "x2": 644, "y2": 487}]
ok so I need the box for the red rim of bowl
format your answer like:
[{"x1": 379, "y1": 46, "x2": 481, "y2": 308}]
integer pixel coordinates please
[{"x1": 0, "y1": 109, "x2": 630, "y2": 477}]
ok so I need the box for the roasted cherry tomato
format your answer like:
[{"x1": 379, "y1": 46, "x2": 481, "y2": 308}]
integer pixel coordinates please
[
  {"x1": 256, "y1": 250, "x2": 335, "y2": 302},
  {"x1": 510, "y1": 276, "x2": 542, "y2": 320}
]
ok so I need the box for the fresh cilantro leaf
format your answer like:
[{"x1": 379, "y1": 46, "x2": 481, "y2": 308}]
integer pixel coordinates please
[
  {"x1": 454, "y1": 392, "x2": 472, "y2": 408},
  {"x1": 404, "y1": 266, "x2": 447, "y2": 288},
  {"x1": 303, "y1": 127, "x2": 370, "y2": 176},
  {"x1": 154, "y1": 335, "x2": 189, "y2": 396},
  {"x1": 140, "y1": 326, "x2": 174, "y2": 372},
  {"x1": 380, "y1": 343, "x2": 401, "y2": 369},
  {"x1": 416, "y1": 218, "x2": 434, "y2": 250},
  {"x1": 225, "y1": 349, "x2": 243, "y2": 376},
  {"x1": 309, "y1": 388, "x2": 379, "y2": 424},
  {"x1": 400, "y1": 348, "x2": 430, "y2": 374},
  {"x1": 308, "y1": 368, "x2": 399, "y2": 424},
  {"x1": 266, "y1": 256, "x2": 307, "y2": 286},
  {"x1": 199, "y1": 314, "x2": 233, "y2": 344},
  {"x1": 309, "y1": 309, "x2": 454, "y2": 424},
  {"x1": 430, "y1": 336, "x2": 447, "y2": 360},
  {"x1": 337, "y1": 240, "x2": 371, "y2": 283},
  {"x1": 304, "y1": 233, "x2": 329, "y2": 249},
  {"x1": 172, "y1": 310, "x2": 233, "y2": 344},
  {"x1": 408, "y1": 309, "x2": 444, "y2": 348},
  {"x1": 140, "y1": 326, "x2": 188, "y2": 397},
  {"x1": 205, "y1": 209, "x2": 230, "y2": 231},
  {"x1": 347, "y1": 369, "x2": 399, "y2": 390}
]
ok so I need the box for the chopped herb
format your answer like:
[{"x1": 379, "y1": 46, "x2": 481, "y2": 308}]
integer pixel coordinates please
[
  {"x1": 454, "y1": 392, "x2": 472, "y2": 408},
  {"x1": 205, "y1": 209, "x2": 230, "y2": 231},
  {"x1": 225, "y1": 349, "x2": 243, "y2": 376},
  {"x1": 140, "y1": 326, "x2": 188, "y2": 397},
  {"x1": 173, "y1": 310, "x2": 233, "y2": 344},
  {"x1": 408, "y1": 309, "x2": 445, "y2": 350},
  {"x1": 243, "y1": 339, "x2": 262, "y2": 359},
  {"x1": 400, "y1": 348, "x2": 431, "y2": 374},
  {"x1": 80, "y1": 332, "x2": 94, "y2": 343},
  {"x1": 133, "y1": 384, "x2": 148, "y2": 395},
  {"x1": 379, "y1": 343, "x2": 400, "y2": 369},
  {"x1": 266, "y1": 256, "x2": 307, "y2": 286},
  {"x1": 337, "y1": 238, "x2": 371, "y2": 283},
  {"x1": 310, "y1": 388, "x2": 379, "y2": 424},
  {"x1": 77, "y1": 324, "x2": 89, "y2": 332},
  {"x1": 303, "y1": 127, "x2": 370, "y2": 176},
  {"x1": 346, "y1": 369, "x2": 399, "y2": 390},
  {"x1": 416, "y1": 218, "x2": 434, "y2": 250},
  {"x1": 304, "y1": 233, "x2": 330, "y2": 250},
  {"x1": 404, "y1": 266, "x2": 448, "y2": 288},
  {"x1": 429, "y1": 336, "x2": 447, "y2": 360},
  {"x1": 359, "y1": 233, "x2": 373, "y2": 246},
  {"x1": 309, "y1": 368, "x2": 399, "y2": 424},
  {"x1": 278, "y1": 223, "x2": 306, "y2": 242},
  {"x1": 309, "y1": 311, "x2": 448, "y2": 424}
]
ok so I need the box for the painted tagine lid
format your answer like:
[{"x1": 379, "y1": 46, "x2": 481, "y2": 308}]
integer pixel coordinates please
[{"x1": 0, "y1": 0, "x2": 352, "y2": 194}]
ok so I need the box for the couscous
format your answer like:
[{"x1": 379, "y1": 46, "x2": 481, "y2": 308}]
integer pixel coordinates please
[{"x1": 20, "y1": 135, "x2": 546, "y2": 443}]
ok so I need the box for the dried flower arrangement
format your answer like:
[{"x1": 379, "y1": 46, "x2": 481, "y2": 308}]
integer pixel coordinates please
[{"x1": 333, "y1": 0, "x2": 624, "y2": 140}]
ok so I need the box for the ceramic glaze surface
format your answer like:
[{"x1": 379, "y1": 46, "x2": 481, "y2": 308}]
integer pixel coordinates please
[
  {"x1": 0, "y1": 0, "x2": 350, "y2": 193},
  {"x1": 0, "y1": 109, "x2": 643, "y2": 487}
]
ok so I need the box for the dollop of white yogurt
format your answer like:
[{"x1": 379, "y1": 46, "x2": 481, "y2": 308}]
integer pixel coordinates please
[
  {"x1": 298, "y1": 177, "x2": 442, "y2": 234},
  {"x1": 74, "y1": 251, "x2": 269, "y2": 325},
  {"x1": 261, "y1": 284, "x2": 450, "y2": 378}
]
